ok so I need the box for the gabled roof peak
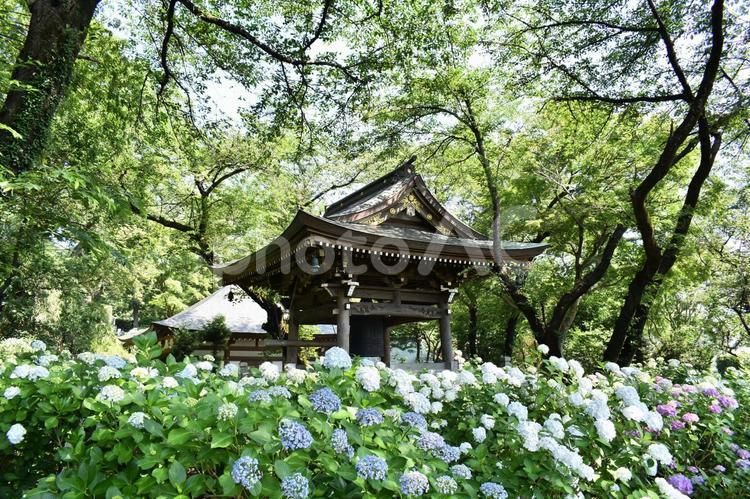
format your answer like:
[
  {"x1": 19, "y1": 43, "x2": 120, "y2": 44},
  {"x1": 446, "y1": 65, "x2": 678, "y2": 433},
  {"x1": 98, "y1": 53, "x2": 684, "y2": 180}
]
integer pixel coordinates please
[{"x1": 324, "y1": 156, "x2": 417, "y2": 218}]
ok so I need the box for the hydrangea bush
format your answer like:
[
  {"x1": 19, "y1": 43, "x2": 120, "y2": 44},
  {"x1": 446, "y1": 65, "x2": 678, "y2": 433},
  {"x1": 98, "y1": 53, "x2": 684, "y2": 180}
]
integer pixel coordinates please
[{"x1": 1, "y1": 335, "x2": 749, "y2": 497}]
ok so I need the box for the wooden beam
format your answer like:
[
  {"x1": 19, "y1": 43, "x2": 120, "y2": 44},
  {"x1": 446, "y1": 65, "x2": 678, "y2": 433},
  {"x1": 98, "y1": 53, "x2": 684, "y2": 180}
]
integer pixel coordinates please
[{"x1": 349, "y1": 302, "x2": 442, "y2": 319}]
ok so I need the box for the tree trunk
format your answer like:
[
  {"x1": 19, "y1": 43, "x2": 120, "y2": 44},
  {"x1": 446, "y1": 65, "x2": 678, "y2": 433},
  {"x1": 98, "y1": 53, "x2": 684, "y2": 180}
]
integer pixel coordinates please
[
  {"x1": 0, "y1": 0, "x2": 100, "y2": 174},
  {"x1": 502, "y1": 313, "x2": 519, "y2": 359},
  {"x1": 467, "y1": 305, "x2": 478, "y2": 357}
]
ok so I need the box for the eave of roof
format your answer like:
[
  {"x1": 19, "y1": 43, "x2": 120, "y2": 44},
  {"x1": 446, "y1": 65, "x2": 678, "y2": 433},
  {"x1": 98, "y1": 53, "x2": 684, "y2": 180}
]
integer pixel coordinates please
[{"x1": 212, "y1": 210, "x2": 549, "y2": 282}]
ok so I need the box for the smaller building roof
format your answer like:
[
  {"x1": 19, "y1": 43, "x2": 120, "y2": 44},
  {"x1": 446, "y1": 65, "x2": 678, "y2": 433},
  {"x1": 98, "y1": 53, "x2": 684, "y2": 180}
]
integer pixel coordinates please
[{"x1": 153, "y1": 285, "x2": 268, "y2": 334}]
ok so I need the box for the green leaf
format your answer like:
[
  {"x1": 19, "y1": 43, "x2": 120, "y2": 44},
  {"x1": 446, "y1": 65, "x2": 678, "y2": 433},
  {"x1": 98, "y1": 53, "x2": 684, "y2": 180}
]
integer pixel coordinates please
[
  {"x1": 211, "y1": 432, "x2": 233, "y2": 448},
  {"x1": 105, "y1": 486, "x2": 123, "y2": 499},
  {"x1": 219, "y1": 472, "x2": 239, "y2": 495},
  {"x1": 167, "y1": 428, "x2": 193, "y2": 445},
  {"x1": 169, "y1": 460, "x2": 186, "y2": 489},
  {"x1": 274, "y1": 460, "x2": 291, "y2": 479}
]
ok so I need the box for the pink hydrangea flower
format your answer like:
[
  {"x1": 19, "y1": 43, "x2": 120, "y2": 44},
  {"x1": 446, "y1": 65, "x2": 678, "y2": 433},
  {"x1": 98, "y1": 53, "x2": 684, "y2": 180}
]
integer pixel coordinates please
[
  {"x1": 682, "y1": 413, "x2": 700, "y2": 423},
  {"x1": 709, "y1": 404, "x2": 722, "y2": 414}
]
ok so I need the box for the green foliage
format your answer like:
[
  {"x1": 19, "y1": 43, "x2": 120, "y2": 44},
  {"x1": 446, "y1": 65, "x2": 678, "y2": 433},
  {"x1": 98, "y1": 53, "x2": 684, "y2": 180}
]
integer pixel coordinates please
[
  {"x1": 170, "y1": 329, "x2": 203, "y2": 362},
  {"x1": 202, "y1": 316, "x2": 232, "y2": 359},
  {"x1": 2, "y1": 337, "x2": 750, "y2": 497}
]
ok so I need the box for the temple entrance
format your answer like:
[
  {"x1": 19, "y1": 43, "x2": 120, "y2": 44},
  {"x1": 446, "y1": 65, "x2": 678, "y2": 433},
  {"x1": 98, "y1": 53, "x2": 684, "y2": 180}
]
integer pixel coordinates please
[{"x1": 350, "y1": 316, "x2": 385, "y2": 359}]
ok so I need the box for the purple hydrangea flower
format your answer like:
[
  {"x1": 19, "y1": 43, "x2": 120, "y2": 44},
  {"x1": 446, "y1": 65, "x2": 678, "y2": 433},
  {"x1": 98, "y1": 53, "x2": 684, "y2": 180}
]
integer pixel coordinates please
[
  {"x1": 657, "y1": 404, "x2": 677, "y2": 417},
  {"x1": 737, "y1": 459, "x2": 750, "y2": 470},
  {"x1": 717, "y1": 395, "x2": 738, "y2": 409},
  {"x1": 667, "y1": 474, "x2": 693, "y2": 495},
  {"x1": 709, "y1": 404, "x2": 722, "y2": 414},
  {"x1": 671, "y1": 420, "x2": 686, "y2": 430},
  {"x1": 231, "y1": 456, "x2": 263, "y2": 491},
  {"x1": 703, "y1": 387, "x2": 720, "y2": 397},
  {"x1": 480, "y1": 482, "x2": 508, "y2": 499},
  {"x1": 737, "y1": 448, "x2": 750, "y2": 460},
  {"x1": 416, "y1": 431, "x2": 445, "y2": 451},
  {"x1": 714, "y1": 465, "x2": 726, "y2": 473},
  {"x1": 691, "y1": 475, "x2": 705, "y2": 486}
]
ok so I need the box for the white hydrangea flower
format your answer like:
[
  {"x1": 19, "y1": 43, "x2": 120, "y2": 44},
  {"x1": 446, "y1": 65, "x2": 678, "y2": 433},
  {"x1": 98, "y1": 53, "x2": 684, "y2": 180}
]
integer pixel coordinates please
[
  {"x1": 162, "y1": 376, "x2": 179, "y2": 388},
  {"x1": 217, "y1": 402, "x2": 239, "y2": 421},
  {"x1": 543, "y1": 417, "x2": 565, "y2": 440},
  {"x1": 459, "y1": 442, "x2": 472, "y2": 454},
  {"x1": 548, "y1": 356, "x2": 569, "y2": 372},
  {"x1": 6, "y1": 423, "x2": 26, "y2": 444},
  {"x1": 322, "y1": 347, "x2": 352, "y2": 369},
  {"x1": 539, "y1": 436, "x2": 595, "y2": 481},
  {"x1": 615, "y1": 386, "x2": 640, "y2": 405},
  {"x1": 97, "y1": 385, "x2": 125, "y2": 403},
  {"x1": 240, "y1": 376, "x2": 268, "y2": 388},
  {"x1": 643, "y1": 454, "x2": 658, "y2": 476},
  {"x1": 444, "y1": 389, "x2": 457, "y2": 402},
  {"x1": 594, "y1": 420, "x2": 616, "y2": 443},
  {"x1": 612, "y1": 467, "x2": 632, "y2": 482},
  {"x1": 405, "y1": 392, "x2": 431, "y2": 414},
  {"x1": 203, "y1": 354, "x2": 215, "y2": 362},
  {"x1": 647, "y1": 443, "x2": 673, "y2": 465},
  {"x1": 77, "y1": 352, "x2": 96, "y2": 365},
  {"x1": 431, "y1": 401, "x2": 443, "y2": 413},
  {"x1": 36, "y1": 354, "x2": 58, "y2": 367},
  {"x1": 507, "y1": 401, "x2": 528, "y2": 421},
  {"x1": 480, "y1": 414, "x2": 496, "y2": 430},
  {"x1": 356, "y1": 365, "x2": 381, "y2": 392},
  {"x1": 517, "y1": 421, "x2": 542, "y2": 451},
  {"x1": 621, "y1": 405, "x2": 646, "y2": 422},
  {"x1": 585, "y1": 395, "x2": 611, "y2": 421},
  {"x1": 195, "y1": 361, "x2": 213, "y2": 371},
  {"x1": 98, "y1": 366, "x2": 122, "y2": 382},
  {"x1": 457, "y1": 370, "x2": 478, "y2": 386},
  {"x1": 130, "y1": 367, "x2": 158, "y2": 379},
  {"x1": 506, "y1": 367, "x2": 525, "y2": 387},
  {"x1": 643, "y1": 411, "x2": 663, "y2": 432},
  {"x1": 567, "y1": 359, "x2": 585, "y2": 378},
  {"x1": 472, "y1": 426, "x2": 487, "y2": 443},
  {"x1": 128, "y1": 412, "x2": 147, "y2": 429},
  {"x1": 655, "y1": 478, "x2": 689, "y2": 499},
  {"x1": 604, "y1": 362, "x2": 621, "y2": 374},
  {"x1": 667, "y1": 358, "x2": 680, "y2": 368},
  {"x1": 537, "y1": 344, "x2": 550, "y2": 355},
  {"x1": 4, "y1": 386, "x2": 20, "y2": 399},
  {"x1": 284, "y1": 365, "x2": 307, "y2": 384},
  {"x1": 569, "y1": 391, "x2": 586, "y2": 407},
  {"x1": 176, "y1": 364, "x2": 198, "y2": 379},
  {"x1": 30, "y1": 340, "x2": 46, "y2": 352},
  {"x1": 494, "y1": 392, "x2": 510, "y2": 407},
  {"x1": 219, "y1": 363, "x2": 239, "y2": 377}
]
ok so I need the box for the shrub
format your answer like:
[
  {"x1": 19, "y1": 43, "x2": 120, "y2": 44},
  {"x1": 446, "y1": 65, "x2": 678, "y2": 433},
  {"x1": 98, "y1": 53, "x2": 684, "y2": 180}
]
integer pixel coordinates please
[{"x1": 0, "y1": 336, "x2": 749, "y2": 497}]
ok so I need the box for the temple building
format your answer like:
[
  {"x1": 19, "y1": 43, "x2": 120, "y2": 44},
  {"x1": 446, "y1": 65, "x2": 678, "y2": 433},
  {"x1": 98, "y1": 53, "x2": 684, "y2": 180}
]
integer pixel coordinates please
[{"x1": 212, "y1": 158, "x2": 548, "y2": 368}]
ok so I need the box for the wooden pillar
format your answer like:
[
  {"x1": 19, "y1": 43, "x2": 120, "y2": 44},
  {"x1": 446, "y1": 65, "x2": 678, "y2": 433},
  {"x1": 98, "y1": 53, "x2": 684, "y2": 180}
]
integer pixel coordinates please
[
  {"x1": 383, "y1": 327, "x2": 391, "y2": 366},
  {"x1": 286, "y1": 319, "x2": 299, "y2": 365},
  {"x1": 439, "y1": 299, "x2": 452, "y2": 370},
  {"x1": 336, "y1": 291, "x2": 350, "y2": 352}
]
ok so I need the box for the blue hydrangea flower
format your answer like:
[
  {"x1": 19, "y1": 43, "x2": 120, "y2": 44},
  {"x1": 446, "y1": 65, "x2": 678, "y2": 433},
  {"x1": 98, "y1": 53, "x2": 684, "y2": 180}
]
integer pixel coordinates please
[
  {"x1": 248, "y1": 389, "x2": 272, "y2": 403},
  {"x1": 281, "y1": 472, "x2": 310, "y2": 499},
  {"x1": 268, "y1": 386, "x2": 292, "y2": 399},
  {"x1": 434, "y1": 444, "x2": 461, "y2": 463},
  {"x1": 399, "y1": 470, "x2": 429, "y2": 496},
  {"x1": 310, "y1": 387, "x2": 341, "y2": 415},
  {"x1": 480, "y1": 482, "x2": 508, "y2": 499},
  {"x1": 331, "y1": 428, "x2": 355, "y2": 458},
  {"x1": 231, "y1": 456, "x2": 263, "y2": 491},
  {"x1": 451, "y1": 464, "x2": 472, "y2": 480},
  {"x1": 435, "y1": 475, "x2": 458, "y2": 495},
  {"x1": 401, "y1": 412, "x2": 427, "y2": 430},
  {"x1": 279, "y1": 420, "x2": 313, "y2": 450},
  {"x1": 355, "y1": 455, "x2": 388, "y2": 480},
  {"x1": 356, "y1": 408, "x2": 384, "y2": 427},
  {"x1": 416, "y1": 431, "x2": 445, "y2": 451}
]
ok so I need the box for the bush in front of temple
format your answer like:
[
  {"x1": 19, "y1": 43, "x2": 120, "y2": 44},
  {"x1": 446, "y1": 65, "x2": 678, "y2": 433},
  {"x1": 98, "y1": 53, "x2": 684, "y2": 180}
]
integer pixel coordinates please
[{"x1": 1, "y1": 334, "x2": 749, "y2": 498}]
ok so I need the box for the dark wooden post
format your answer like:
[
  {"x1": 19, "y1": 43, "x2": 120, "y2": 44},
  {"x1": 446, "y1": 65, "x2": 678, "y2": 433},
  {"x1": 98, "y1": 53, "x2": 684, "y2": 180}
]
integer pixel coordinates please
[
  {"x1": 383, "y1": 327, "x2": 391, "y2": 366},
  {"x1": 336, "y1": 290, "x2": 350, "y2": 352},
  {"x1": 286, "y1": 319, "x2": 299, "y2": 365},
  {"x1": 439, "y1": 298, "x2": 452, "y2": 370}
]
